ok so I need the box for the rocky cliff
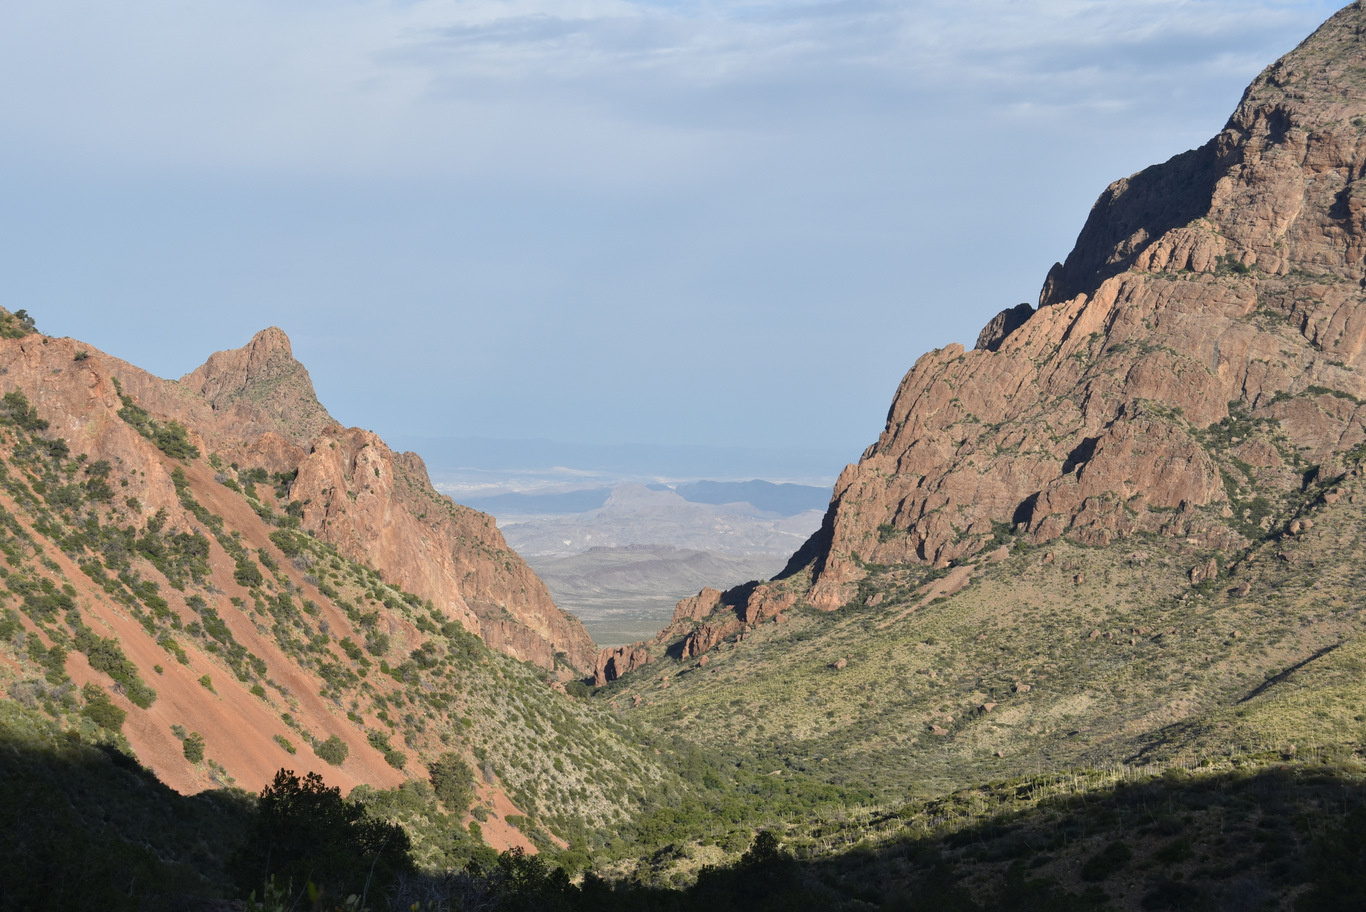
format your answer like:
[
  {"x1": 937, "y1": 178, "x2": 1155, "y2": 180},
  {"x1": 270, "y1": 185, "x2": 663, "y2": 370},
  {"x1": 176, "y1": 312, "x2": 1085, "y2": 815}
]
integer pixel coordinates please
[
  {"x1": 10, "y1": 326, "x2": 595, "y2": 673},
  {"x1": 796, "y1": 1, "x2": 1366, "y2": 610},
  {"x1": 614, "y1": 1, "x2": 1366, "y2": 663}
]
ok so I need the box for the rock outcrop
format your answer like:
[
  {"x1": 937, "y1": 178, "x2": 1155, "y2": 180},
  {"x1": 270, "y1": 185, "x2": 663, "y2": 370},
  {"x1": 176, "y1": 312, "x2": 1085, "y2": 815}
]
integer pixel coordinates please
[
  {"x1": 974, "y1": 303, "x2": 1035, "y2": 352},
  {"x1": 180, "y1": 326, "x2": 335, "y2": 447},
  {"x1": 15, "y1": 326, "x2": 595, "y2": 674},
  {"x1": 592, "y1": 644, "x2": 652, "y2": 686},
  {"x1": 791, "y1": 2, "x2": 1366, "y2": 609}
]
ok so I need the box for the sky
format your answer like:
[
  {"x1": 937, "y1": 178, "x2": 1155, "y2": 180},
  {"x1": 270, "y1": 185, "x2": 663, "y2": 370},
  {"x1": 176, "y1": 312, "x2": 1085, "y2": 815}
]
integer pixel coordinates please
[{"x1": 0, "y1": 0, "x2": 1345, "y2": 483}]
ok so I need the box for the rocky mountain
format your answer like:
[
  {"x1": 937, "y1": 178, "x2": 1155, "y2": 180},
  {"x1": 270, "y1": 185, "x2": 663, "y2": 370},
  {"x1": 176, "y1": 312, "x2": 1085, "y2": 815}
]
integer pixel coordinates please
[
  {"x1": 596, "y1": 0, "x2": 1366, "y2": 799},
  {"x1": 562, "y1": 12, "x2": 1366, "y2": 904},
  {"x1": 639, "y1": 1, "x2": 1366, "y2": 638},
  {"x1": 20, "y1": 6, "x2": 1366, "y2": 911},
  {"x1": 0, "y1": 318, "x2": 656, "y2": 850},
  {"x1": 82, "y1": 326, "x2": 594, "y2": 673}
]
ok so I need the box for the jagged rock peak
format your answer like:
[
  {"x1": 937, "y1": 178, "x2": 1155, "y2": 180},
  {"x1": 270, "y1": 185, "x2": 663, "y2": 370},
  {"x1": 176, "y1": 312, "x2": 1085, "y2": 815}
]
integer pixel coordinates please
[
  {"x1": 787, "y1": 1, "x2": 1366, "y2": 611},
  {"x1": 1040, "y1": 1, "x2": 1366, "y2": 309},
  {"x1": 181, "y1": 327, "x2": 334, "y2": 446}
]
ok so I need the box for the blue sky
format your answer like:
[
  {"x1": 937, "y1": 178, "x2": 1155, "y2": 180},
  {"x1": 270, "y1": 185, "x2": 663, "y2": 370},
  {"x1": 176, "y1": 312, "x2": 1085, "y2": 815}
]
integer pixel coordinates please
[{"x1": 0, "y1": 0, "x2": 1344, "y2": 479}]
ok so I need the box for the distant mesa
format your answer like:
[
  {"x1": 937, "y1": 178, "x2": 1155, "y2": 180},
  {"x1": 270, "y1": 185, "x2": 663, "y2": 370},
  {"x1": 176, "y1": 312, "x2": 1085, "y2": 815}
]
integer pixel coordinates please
[{"x1": 461, "y1": 478, "x2": 830, "y2": 519}]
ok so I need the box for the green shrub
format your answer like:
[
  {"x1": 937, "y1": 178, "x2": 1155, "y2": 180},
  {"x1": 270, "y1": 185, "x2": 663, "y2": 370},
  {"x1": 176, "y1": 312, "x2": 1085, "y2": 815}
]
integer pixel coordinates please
[
  {"x1": 80, "y1": 683, "x2": 126, "y2": 732},
  {"x1": 182, "y1": 732, "x2": 205, "y2": 763},
  {"x1": 1, "y1": 389, "x2": 48, "y2": 431},
  {"x1": 0, "y1": 308, "x2": 36, "y2": 339},
  {"x1": 228, "y1": 769, "x2": 412, "y2": 903},
  {"x1": 430, "y1": 752, "x2": 477, "y2": 814},
  {"x1": 315, "y1": 735, "x2": 349, "y2": 766},
  {"x1": 1081, "y1": 840, "x2": 1132, "y2": 881},
  {"x1": 233, "y1": 558, "x2": 263, "y2": 588}
]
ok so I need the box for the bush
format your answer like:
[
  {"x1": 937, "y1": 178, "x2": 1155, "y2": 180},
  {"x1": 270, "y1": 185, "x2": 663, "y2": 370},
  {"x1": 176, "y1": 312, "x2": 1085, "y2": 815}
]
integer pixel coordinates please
[
  {"x1": 1081, "y1": 840, "x2": 1132, "y2": 881},
  {"x1": 182, "y1": 732, "x2": 205, "y2": 764},
  {"x1": 0, "y1": 308, "x2": 36, "y2": 339},
  {"x1": 315, "y1": 735, "x2": 348, "y2": 766},
  {"x1": 233, "y1": 558, "x2": 263, "y2": 588},
  {"x1": 430, "y1": 752, "x2": 477, "y2": 814},
  {"x1": 1, "y1": 390, "x2": 48, "y2": 431},
  {"x1": 80, "y1": 683, "x2": 126, "y2": 732}
]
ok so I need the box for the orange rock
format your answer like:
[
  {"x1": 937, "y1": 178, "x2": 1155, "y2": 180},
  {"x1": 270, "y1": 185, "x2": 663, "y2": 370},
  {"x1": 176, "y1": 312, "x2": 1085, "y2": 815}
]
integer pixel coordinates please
[{"x1": 777, "y1": 7, "x2": 1366, "y2": 608}]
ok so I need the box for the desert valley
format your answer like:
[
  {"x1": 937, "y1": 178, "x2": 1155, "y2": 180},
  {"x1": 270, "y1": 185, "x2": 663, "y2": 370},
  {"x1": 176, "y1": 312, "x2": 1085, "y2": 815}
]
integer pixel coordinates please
[{"x1": 11, "y1": 4, "x2": 1366, "y2": 911}]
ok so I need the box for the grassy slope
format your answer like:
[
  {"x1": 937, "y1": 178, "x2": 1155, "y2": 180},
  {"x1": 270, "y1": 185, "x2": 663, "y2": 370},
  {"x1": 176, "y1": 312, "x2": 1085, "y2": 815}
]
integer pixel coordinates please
[
  {"x1": 599, "y1": 389, "x2": 1366, "y2": 886},
  {"x1": 0, "y1": 396, "x2": 689, "y2": 872}
]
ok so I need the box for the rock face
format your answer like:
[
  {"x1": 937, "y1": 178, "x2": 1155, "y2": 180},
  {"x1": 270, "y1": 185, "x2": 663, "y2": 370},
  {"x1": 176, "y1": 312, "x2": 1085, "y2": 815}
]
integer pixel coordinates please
[
  {"x1": 17, "y1": 326, "x2": 595, "y2": 674},
  {"x1": 290, "y1": 426, "x2": 595, "y2": 671},
  {"x1": 974, "y1": 303, "x2": 1035, "y2": 352},
  {"x1": 592, "y1": 645, "x2": 652, "y2": 686},
  {"x1": 790, "y1": 3, "x2": 1366, "y2": 609},
  {"x1": 180, "y1": 326, "x2": 335, "y2": 448}
]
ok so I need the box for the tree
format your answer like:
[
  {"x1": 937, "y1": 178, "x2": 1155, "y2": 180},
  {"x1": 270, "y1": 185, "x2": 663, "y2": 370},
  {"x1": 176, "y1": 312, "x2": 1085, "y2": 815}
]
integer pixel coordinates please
[
  {"x1": 231, "y1": 769, "x2": 412, "y2": 904},
  {"x1": 314, "y1": 735, "x2": 348, "y2": 766},
  {"x1": 429, "y1": 752, "x2": 477, "y2": 814}
]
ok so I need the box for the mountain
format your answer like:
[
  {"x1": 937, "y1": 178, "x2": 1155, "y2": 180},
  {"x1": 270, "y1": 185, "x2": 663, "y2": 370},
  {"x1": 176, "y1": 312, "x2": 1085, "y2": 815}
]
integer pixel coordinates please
[
  {"x1": 642, "y1": 0, "x2": 1366, "y2": 648},
  {"x1": 17, "y1": 5, "x2": 1366, "y2": 910},
  {"x1": 498, "y1": 483, "x2": 822, "y2": 557},
  {"x1": 584, "y1": 7, "x2": 1366, "y2": 900},
  {"x1": 92, "y1": 326, "x2": 594, "y2": 674},
  {"x1": 457, "y1": 479, "x2": 830, "y2": 520},
  {"x1": 0, "y1": 319, "x2": 668, "y2": 846}
]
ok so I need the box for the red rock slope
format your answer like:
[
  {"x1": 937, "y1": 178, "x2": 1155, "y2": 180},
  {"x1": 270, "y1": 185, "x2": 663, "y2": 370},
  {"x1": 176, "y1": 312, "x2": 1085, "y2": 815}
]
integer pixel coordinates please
[{"x1": 87, "y1": 327, "x2": 595, "y2": 672}]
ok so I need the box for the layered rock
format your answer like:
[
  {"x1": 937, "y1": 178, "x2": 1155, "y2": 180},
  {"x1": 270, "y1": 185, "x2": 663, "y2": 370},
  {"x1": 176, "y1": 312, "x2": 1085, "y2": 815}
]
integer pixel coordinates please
[{"x1": 790, "y1": 3, "x2": 1366, "y2": 609}]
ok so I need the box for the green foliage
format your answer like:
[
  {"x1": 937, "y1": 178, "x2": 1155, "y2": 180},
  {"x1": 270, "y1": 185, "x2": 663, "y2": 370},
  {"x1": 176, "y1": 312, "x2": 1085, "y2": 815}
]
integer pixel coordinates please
[
  {"x1": 80, "y1": 683, "x2": 127, "y2": 732},
  {"x1": 429, "y1": 752, "x2": 477, "y2": 814},
  {"x1": 182, "y1": 732, "x2": 205, "y2": 764},
  {"x1": 0, "y1": 389, "x2": 48, "y2": 432},
  {"x1": 232, "y1": 557, "x2": 264, "y2": 588},
  {"x1": 314, "y1": 735, "x2": 348, "y2": 766},
  {"x1": 72, "y1": 619, "x2": 157, "y2": 709},
  {"x1": 113, "y1": 381, "x2": 200, "y2": 460},
  {"x1": 229, "y1": 769, "x2": 412, "y2": 904},
  {"x1": 0, "y1": 308, "x2": 36, "y2": 339},
  {"x1": 0, "y1": 702, "x2": 248, "y2": 911},
  {"x1": 1080, "y1": 840, "x2": 1132, "y2": 882},
  {"x1": 268, "y1": 529, "x2": 305, "y2": 558}
]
